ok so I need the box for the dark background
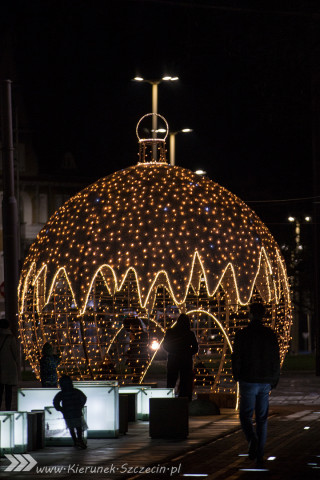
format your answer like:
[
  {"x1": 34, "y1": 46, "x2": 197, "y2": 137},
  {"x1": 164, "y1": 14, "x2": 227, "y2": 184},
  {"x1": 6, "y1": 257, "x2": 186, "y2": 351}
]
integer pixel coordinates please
[
  {"x1": 1, "y1": 0, "x2": 319, "y2": 340},
  {"x1": 1, "y1": 2, "x2": 317, "y2": 190}
]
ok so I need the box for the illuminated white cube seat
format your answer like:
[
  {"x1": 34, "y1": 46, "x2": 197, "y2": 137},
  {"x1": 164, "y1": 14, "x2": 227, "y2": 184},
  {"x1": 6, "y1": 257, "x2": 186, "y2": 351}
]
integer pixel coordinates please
[
  {"x1": 44, "y1": 406, "x2": 87, "y2": 446},
  {"x1": 0, "y1": 412, "x2": 14, "y2": 455},
  {"x1": 138, "y1": 388, "x2": 175, "y2": 420},
  {"x1": 119, "y1": 386, "x2": 152, "y2": 422},
  {"x1": 18, "y1": 381, "x2": 119, "y2": 439},
  {"x1": 13, "y1": 412, "x2": 28, "y2": 453},
  {"x1": 0, "y1": 411, "x2": 29, "y2": 455},
  {"x1": 119, "y1": 386, "x2": 174, "y2": 420},
  {"x1": 18, "y1": 388, "x2": 60, "y2": 412},
  {"x1": 73, "y1": 381, "x2": 119, "y2": 438}
]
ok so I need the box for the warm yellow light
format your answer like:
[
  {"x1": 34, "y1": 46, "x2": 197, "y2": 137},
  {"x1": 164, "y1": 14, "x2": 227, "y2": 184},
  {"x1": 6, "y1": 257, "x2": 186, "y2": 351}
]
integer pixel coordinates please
[
  {"x1": 150, "y1": 340, "x2": 160, "y2": 351},
  {"x1": 17, "y1": 117, "x2": 291, "y2": 395},
  {"x1": 162, "y1": 76, "x2": 179, "y2": 81}
]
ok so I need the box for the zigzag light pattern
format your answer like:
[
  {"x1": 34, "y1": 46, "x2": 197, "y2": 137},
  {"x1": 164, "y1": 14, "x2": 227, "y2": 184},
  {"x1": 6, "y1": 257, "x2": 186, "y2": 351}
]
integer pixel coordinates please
[{"x1": 18, "y1": 156, "x2": 292, "y2": 398}]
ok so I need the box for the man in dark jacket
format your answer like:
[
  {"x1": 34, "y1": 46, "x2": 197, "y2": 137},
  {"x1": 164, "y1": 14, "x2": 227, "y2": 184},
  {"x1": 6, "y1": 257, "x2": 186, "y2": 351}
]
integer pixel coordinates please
[
  {"x1": 232, "y1": 303, "x2": 280, "y2": 466},
  {"x1": 162, "y1": 313, "x2": 198, "y2": 400}
]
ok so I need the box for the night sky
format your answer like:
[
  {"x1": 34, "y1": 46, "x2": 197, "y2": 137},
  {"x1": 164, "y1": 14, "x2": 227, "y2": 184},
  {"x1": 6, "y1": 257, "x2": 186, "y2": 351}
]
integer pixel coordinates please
[{"x1": 1, "y1": 0, "x2": 320, "y2": 247}]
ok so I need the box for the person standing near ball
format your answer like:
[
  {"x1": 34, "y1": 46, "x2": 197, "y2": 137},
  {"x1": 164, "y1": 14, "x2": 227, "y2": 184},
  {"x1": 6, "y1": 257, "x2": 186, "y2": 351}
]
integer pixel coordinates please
[{"x1": 232, "y1": 303, "x2": 280, "y2": 466}]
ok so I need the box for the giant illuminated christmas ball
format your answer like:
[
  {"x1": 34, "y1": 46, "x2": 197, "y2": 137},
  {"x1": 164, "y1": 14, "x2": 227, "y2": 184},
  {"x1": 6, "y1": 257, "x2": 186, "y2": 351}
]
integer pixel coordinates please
[{"x1": 18, "y1": 114, "x2": 291, "y2": 397}]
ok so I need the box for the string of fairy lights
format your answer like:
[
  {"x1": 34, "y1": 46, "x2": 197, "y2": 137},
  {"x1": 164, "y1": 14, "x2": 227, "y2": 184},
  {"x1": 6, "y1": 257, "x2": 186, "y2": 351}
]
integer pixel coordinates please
[{"x1": 17, "y1": 115, "x2": 292, "y2": 400}]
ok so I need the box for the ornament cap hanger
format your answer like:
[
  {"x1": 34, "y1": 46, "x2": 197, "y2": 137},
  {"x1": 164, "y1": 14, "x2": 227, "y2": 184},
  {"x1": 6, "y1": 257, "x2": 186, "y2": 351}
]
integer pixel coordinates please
[{"x1": 136, "y1": 113, "x2": 168, "y2": 164}]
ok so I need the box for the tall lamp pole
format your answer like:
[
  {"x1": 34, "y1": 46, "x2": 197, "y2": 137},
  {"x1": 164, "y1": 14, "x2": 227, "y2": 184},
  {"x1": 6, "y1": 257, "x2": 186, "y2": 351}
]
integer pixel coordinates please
[
  {"x1": 151, "y1": 82, "x2": 159, "y2": 139},
  {"x1": 1, "y1": 80, "x2": 19, "y2": 338},
  {"x1": 312, "y1": 72, "x2": 320, "y2": 375},
  {"x1": 169, "y1": 129, "x2": 192, "y2": 166},
  {"x1": 133, "y1": 76, "x2": 179, "y2": 159},
  {"x1": 288, "y1": 215, "x2": 311, "y2": 354}
]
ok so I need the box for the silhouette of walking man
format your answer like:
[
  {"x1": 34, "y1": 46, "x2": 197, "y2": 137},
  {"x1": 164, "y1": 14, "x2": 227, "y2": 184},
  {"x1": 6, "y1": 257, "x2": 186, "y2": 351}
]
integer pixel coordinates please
[
  {"x1": 232, "y1": 303, "x2": 280, "y2": 466},
  {"x1": 163, "y1": 313, "x2": 198, "y2": 401}
]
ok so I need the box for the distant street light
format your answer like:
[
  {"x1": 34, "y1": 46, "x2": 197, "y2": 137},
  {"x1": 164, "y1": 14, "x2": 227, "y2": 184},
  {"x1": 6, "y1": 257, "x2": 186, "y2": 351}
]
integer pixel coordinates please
[
  {"x1": 133, "y1": 76, "x2": 179, "y2": 139},
  {"x1": 195, "y1": 169, "x2": 207, "y2": 176},
  {"x1": 169, "y1": 129, "x2": 193, "y2": 166},
  {"x1": 287, "y1": 215, "x2": 312, "y2": 354},
  {"x1": 288, "y1": 215, "x2": 311, "y2": 254}
]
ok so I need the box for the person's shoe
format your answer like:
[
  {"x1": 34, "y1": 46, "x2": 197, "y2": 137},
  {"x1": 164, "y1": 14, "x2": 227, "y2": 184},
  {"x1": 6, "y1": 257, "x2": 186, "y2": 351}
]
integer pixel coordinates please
[
  {"x1": 78, "y1": 439, "x2": 87, "y2": 449},
  {"x1": 248, "y1": 437, "x2": 258, "y2": 460},
  {"x1": 256, "y1": 456, "x2": 265, "y2": 468}
]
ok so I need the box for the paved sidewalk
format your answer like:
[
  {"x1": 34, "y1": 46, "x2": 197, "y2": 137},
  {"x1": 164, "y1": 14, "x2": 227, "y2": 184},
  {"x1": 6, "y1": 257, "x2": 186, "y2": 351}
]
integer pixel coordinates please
[
  {"x1": 159, "y1": 405, "x2": 320, "y2": 480},
  {"x1": 269, "y1": 370, "x2": 320, "y2": 405},
  {"x1": 0, "y1": 410, "x2": 240, "y2": 479},
  {"x1": 1, "y1": 371, "x2": 320, "y2": 479}
]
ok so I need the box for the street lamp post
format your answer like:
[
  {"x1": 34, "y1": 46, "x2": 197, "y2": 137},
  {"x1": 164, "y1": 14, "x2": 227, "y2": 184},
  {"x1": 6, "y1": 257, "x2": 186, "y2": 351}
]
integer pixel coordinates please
[
  {"x1": 151, "y1": 83, "x2": 158, "y2": 139},
  {"x1": 133, "y1": 76, "x2": 179, "y2": 160},
  {"x1": 1, "y1": 80, "x2": 19, "y2": 339},
  {"x1": 169, "y1": 129, "x2": 192, "y2": 166},
  {"x1": 288, "y1": 215, "x2": 312, "y2": 354}
]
